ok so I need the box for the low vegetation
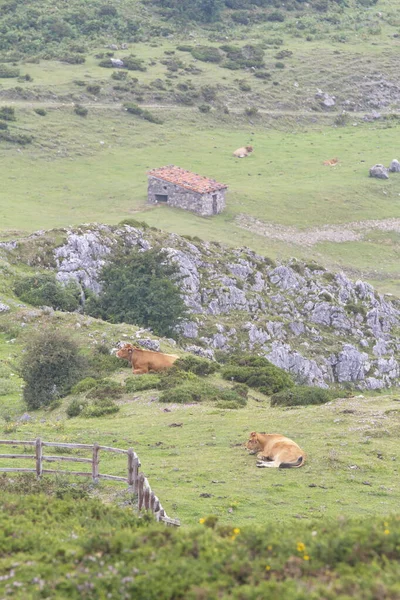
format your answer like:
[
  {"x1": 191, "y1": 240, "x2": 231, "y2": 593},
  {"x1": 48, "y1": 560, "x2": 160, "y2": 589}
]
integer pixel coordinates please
[
  {"x1": 221, "y1": 355, "x2": 294, "y2": 395},
  {"x1": 270, "y1": 386, "x2": 334, "y2": 407}
]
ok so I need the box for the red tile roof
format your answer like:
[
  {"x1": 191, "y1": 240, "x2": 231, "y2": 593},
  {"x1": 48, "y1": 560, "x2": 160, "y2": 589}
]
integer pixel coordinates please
[{"x1": 148, "y1": 166, "x2": 227, "y2": 194}]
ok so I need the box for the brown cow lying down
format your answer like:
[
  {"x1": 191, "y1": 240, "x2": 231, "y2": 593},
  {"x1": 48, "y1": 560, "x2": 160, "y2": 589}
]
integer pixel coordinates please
[
  {"x1": 323, "y1": 158, "x2": 339, "y2": 166},
  {"x1": 116, "y1": 343, "x2": 179, "y2": 374},
  {"x1": 246, "y1": 431, "x2": 306, "y2": 469},
  {"x1": 233, "y1": 145, "x2": 253, "y2": 158}
]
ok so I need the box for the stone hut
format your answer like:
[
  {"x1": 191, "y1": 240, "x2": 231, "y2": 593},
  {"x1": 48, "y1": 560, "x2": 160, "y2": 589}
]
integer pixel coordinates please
[{"x1": 147, "y1": 166, "x2": 227, "y2": 217}]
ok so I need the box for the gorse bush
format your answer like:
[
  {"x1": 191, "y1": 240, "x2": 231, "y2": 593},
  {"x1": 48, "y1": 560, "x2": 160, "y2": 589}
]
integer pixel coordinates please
[
  {"x1": 159, "y1": 378, "x2": 247, "y2": 407},
  {"x1": 124, "y1": 103, "x2": 163, "y2": 124},
  {"x1": 85, "y1": 247, "x2": 187, "y2": 338},
  {"x1": 82, "y1": 397, "x2": 120, "y2": 417},
  {"x1": 13, "y1": 274, "x2": 81, "y2": 312},
  {"x1": 86, "y1": 379, "x2": 124, "y2": 400},
  {"x1": 270, "y1": 386, "x2": 333, "y2": 407},
  {"x1": 221, "y1": 354, "x2": 294, "y2": 395},
  {"x1": 174, "y1": 355, "x2": 219, "y2": 376},
  {"x1": 71, "y1": 377, "x2": 98, "y2": 395},
  {"x1": 66, "y1": 398, "x2": 88, "y2": 417},
  {"x1": 125, "y1": 375, "x2": 161, "y2": 392},
  {"x1": 21, "y1": 331, "x2": 85, "y2": 409}
]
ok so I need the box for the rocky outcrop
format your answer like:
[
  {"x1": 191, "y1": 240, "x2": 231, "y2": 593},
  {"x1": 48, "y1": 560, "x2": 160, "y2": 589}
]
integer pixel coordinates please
[
  {"x1": 369, "y1": 164, "x2": 389, "y2": 179},
  {"x1": 389, "y1": 159, "x2": 400, "y2": 173},
  {"x1": 3, "y1": 223, "x2": 400, "y2": 389}
]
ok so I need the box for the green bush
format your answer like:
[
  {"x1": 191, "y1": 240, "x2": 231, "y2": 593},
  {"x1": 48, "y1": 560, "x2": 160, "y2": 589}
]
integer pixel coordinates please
[
  {"x1": 111, "y1": 70, "x2": 128, "y2": 80},
  {"x1": 238, "y1": 80, "x2": 251, "y2": 91},
  {"x1": 82, "y1": 397, "x2": 120, "y2": 417},
  {"x1": 174, "y1": 356, "x2": 219, "y2": 376},
  {"x1": 86, "y1": 379, "x2": 124, "y2": 400},
  {"x1": 160, "y1": 380, "x2": 246, "y2": 406},
  {"x1": 198, "y1": 103, "x2": 211, "y2": 113},
  {"x1": 0, "y1": 65, "x2": 19, "y2": 78},
  {"x1": 74, "y1": 104, "x2": 88, "y2": 117},
  {"x1": 13, "y1": 274, "x2": 81, "y2": 312},
  {"x1": 86, "y1": 84, "x2": 101, "y2": 94},
  {"x1": 34, "y1": 108, "x2": 47, "y2": 116},
  {"x1": 0, "y1": 121, "x2": 8, "y2": 130},
  {"x1": 124, "y1": 103, "x2": 163, "y2": 124},
  {"x1": 191, "y1": 46, "x2": 222, "y2": 63},
  {"x1": 0, "y1": 378, "x2": 16, "y2": 396},
  {"x1": 270, "y1": 386, "x2": 333, "y2": 407},
  {"x1": 66, "y1": 398, "x2": 88, "y2": 418},
  {"x1": 158, "y1": 368, "x2": 199, "y2": 390},
  {"x1": 60, "y1": 54, "x2": 85, "y2": 64},
  {"x1": 176, "y1": 44, "x2": 193, "y2": 52},
  {"x1": 85, "y1": 346, "x2": 123, "y2": 378},
  {"x1": 125, "y1": 375, "x2": 161, "y2": 392},
  {"x1": 221, "y1": 355, "x2": 293, "y2": 395},
  {"x1": 0, "y1": 131, "x2": 33, "y2": 145},
  {"x1": 122, "y1": 55, "x2": 147, "y2": 71},
  {"x1": 21, "y1": 331, "x2": 85, "y2": 409},
  {"x1": 85, "y1": 247, "x2": 187, "y2": 338},
  {"x1": 71, "y1": 377, "x2": 98, "y2": 395},
  {"x1": 244, "y1": 106, "x2": 259, "y2": 117}
]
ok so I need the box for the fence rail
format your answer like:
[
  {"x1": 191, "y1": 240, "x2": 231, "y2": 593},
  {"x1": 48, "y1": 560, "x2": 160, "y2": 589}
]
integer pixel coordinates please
[{"x1": 0, "y1": 438, "x2": 180, "y2": 527}]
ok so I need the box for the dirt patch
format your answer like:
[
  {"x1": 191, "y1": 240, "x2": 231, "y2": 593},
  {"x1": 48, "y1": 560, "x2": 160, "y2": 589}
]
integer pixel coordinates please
[{"x1": 235, "y1": 214, "x2": 400, "y2": 247}]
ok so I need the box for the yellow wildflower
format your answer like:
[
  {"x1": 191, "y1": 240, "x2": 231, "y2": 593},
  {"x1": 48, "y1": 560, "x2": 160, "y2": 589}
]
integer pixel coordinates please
[
  {"x1": 303, "y1": 555, "x2": 310, "y2": 561},
  {"x1": 199, "y1": 518, "x2": 205, "y2": 524},
  {"x1": 233, "y1": 528, "x2": 240, "y2": 535},
  {"x1": 297, "y1": 542, "x2": 306, "y2": 553},
  {"x1": 384, "y1": 529, "x2": 390, "y2": 535},
  {"x1": 265, "y1": 565, "x2": 271, "y2": 571},
  {"x1": 267, "y1": 545, "x2": 272, "y2": 551}
]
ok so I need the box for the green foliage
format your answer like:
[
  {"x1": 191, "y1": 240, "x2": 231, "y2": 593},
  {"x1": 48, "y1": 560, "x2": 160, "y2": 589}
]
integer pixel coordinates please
[
  {"x1": 0, "y1": 378, "x2": 16, "y2": 396},
  {"x1": 159, "y1": 379, "x2": 246, "y2": 405},
  {"x1": 21, "y1": 331, "x2": 85, "y2": 409},
  {"x1": 174, "y1": 355, "x2": 219, "y2": 376},
  {"x1": 86, "y1": 83, "x2": 100, "y2": 94},
  {"x1": 86, "y1": 247, "x2": 187, "y2": 338},
  {"x1": 346, "y1": 301, "x2": 367, "y2": 317},
  {"x1": 152, "y1": 0, "x2": 223, "y2": 23},
  {"x1": 121, "y1": 55, "x2": 147, "y2": 71},
  {"x1": 0, "y1": 131, "x2": 33, "y2": 145},
  {"x1": 222, "y1": 354, "x2": 294, "y2": 395},
  {"x1": 125, "y1": 374, "x2": 161, "y2": 392},
  {"x1": 13, "y1": 273, "x2": 81, "y2": 312},
  {"x1": 0, "y1": 64, "x2": 19, "y2": 78},
  {"x1": 0, "y1": 484, "x2": 399, "y2": 600},
  {"x1": 0, "y1": 121, "x2": 8, "y2": 130},
  {"x1": 270, "y1": 385, "x2": 333, "y2": 407},
  {"x1": 66, "y1": 397, "x2": 88, "y2": 417},
  {"x1": 71, "y1": 377, "x2": 98, "y2": 394},
  {"x1": 85, "y1": 346, "x2": 122, "y2": 378},
  {"x1": 60, "y1": 54, "x2": 85, "y2": 64},
  {"x1": 244, "y1": 106, "x2": 259, "y2": 117},
  {"x1": 74, "y1": 103, "x2": 88, "y2": 117},
  {"x1": 111, "y1": 70, "x2": 128, "y2": 80},
  {"x1": 191, "y1": 45, "x2": 223, "y2": 63},
  {"x1": 198, "y1": 103, "x2": 211, "y2": 113},
  {"x1": 34, "y1": 107, "x2": 47, "y2": 116},
  {"x1": 82, "y1": 397, "x2": 120, "y2": 417},
  {"x1": 124, "y1": 103, "x2": 163, "y2": 124},
  {"x1": 86, "y1": 378, "x2": 124, "y2": 399},
  {"x1": 0, "y1": 106, "x2": 16, "y2": 121}
]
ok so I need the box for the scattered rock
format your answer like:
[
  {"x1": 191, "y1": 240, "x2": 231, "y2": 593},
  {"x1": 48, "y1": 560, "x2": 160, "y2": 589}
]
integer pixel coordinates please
[
  {"x1": 199, "y1": 493, "x2": 212, "y2": 498},
  {"x1": 389, "y1": 159, "x2": 400, "y2": 173},
  {"x1": 369, "y1": 164, "x2": 389, "y2": 179},
  {"x1": 168, "y1": 422, "x2": 183, "y2": 427},
  {"x1": 0, "y1": 303, "x2": 10, "y2": 313},
  {"x1": 19, "y1": 413, "x2": 33, "y2": 422},
  {"x1": 362, "y1": 481, "x2": 372, "y2": 486}
]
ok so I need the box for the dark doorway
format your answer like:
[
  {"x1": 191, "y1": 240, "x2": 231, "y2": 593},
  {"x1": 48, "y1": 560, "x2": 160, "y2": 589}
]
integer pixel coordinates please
[
  {"x1": 212, "y1": 194, "x2": 218, "y2": 214},
  {"x1": 155, "y1": 194, "x2": 168, "y2": 203}
]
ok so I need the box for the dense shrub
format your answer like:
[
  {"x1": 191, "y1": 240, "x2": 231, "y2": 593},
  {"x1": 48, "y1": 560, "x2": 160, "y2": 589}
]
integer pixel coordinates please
[
  {"x1": 111, "y1": 70, "x2": 128, "y2": 80},
  {"x1": 21, "y1": 331, "x2": 85, "y2": 409},
  {"x1": 174, "y1": 356, "x2": 219, "y2": 376},
  {"x1": 0, "y1": 131, "x2": 33, "y2": 145},
  {"x1": 0, "y1": 106, "x2": 16, "y2": 121},
  {"x1": 86, "y1": 379, "x2": 124, "y2": 400},
  {"x1": 244, "y1": 106, "x2": 259, "y2": 117},
  {"x1": 122, "y1": 55, "x2": 147, "y2": 71},
  {"x1": 74, "y1": 104, "x2": 88, "y2": 117},
  {"x1": 0, "y1": 65, "x2": 19, "y2": 78},
  {"x1": 270, "y1": 386, "x2": 333, "y2": 407},
  {"x1": 34, "y1": 108, "x2": 47, "y2": 116},
  {"x1": 86, "y1": 84, "x2": 101, "y2": 94},
  {"x1": 66, "y1": 398, "x2": 88, "y2": 417},
  {"x1": 85, "y1": 346, "x2": 122, "y2": 378},
  {"x1": 83, "y1": 397, "x2": 120, "y2": 417},
  {"x1": 198, "y1": 103, "x2": 211, "y2": 113},
  {"x1": 221, "y1": 355, "x2": 293, "y2": 395},
  {"x1": 125, "y1": 374, "x2": 161, "y2": 392},
  {"x1": 123, "y1": 103, "x2": 163, "y2": 124},
  {"x1": 159, "y1": 380, "x2": 246, "y2": 406},
  {"x1": 60, "y1": 54, "x2": 85, "y2": 64},
  {"x1": 191, "y1": 46, "x2": 223, "y2": 63},
  {"x1": 71, "y1": 377, "x2": 98, "y2": 395},
  {"x1": 85, "y1": 247, "x2": 187, "y2": 338},
  {"x1": 0, "y1": 121, "x2": 8, "y2": 130},
  {"x1": 13, "y1": 274, "x2": 81, "y2": 312}
]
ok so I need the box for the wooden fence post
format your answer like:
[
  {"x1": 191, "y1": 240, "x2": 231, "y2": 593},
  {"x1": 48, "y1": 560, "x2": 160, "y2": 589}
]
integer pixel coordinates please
[
  {"x1": 35, "y1": 438, "x2": 42, "y2": 478},
  {"x1": 92, "y1": 443, "x2": 99, "y2": 483},
  {"x1": 138, "y1": 473, "x2": 145, "y2": 511},
  {"x1": 127, "y1": 449, "x2": 134, "y2": 489}
]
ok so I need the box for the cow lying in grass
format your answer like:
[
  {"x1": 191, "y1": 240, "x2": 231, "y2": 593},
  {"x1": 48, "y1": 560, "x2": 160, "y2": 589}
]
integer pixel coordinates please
[
  {"x1": 246, "y1": 431, "x2": 306, "y2": 469},
  {"x1": 233, "y1": 145, "x2": 253, "y2": 158},
  {"x1": 116, "y1": 343, "x2": 179, "y2": 374}
]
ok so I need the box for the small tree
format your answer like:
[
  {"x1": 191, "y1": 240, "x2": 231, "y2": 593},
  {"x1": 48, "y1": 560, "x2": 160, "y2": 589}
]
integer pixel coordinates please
[
  {"x1": 22, "y1": 331, "x2": 85, "y2": 409},
  {"x1": 86, "y1": 247, "x2": 187, "y2": 338}
]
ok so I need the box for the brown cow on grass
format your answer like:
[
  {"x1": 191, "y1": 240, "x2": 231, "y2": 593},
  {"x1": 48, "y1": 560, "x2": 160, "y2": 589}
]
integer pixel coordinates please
[{"x1": 116, "y1": 343, "x2": 179, "y2": 374}]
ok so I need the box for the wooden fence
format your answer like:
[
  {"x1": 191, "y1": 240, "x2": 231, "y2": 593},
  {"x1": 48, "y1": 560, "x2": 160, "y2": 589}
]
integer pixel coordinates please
[{"x1": 0, "y1": 438, "x2": 180, "y2": 527}]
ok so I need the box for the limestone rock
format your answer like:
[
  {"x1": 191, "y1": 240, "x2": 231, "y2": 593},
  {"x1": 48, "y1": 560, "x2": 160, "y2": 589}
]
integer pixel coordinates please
[
  {"x1": 0, "y1": 303, "x2": 10, "y2": 313},
  {"x1": 389, "y1": 159, "x2": 400, "y2": 173},
  {"x1": 369, "y1": 164, "x2": 389, "y2": 179}
]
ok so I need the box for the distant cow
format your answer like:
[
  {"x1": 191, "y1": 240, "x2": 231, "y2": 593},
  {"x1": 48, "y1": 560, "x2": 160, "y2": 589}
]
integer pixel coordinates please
[
  {"x1": 323, "y1": 158, "x2": 338, "y2": 166},
  {"x1": 116, "y1": 343, "x2": 179, "y2": 374},
  {"x1": 233, "y1": 145, "x2": 253, "y2": 158}
]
